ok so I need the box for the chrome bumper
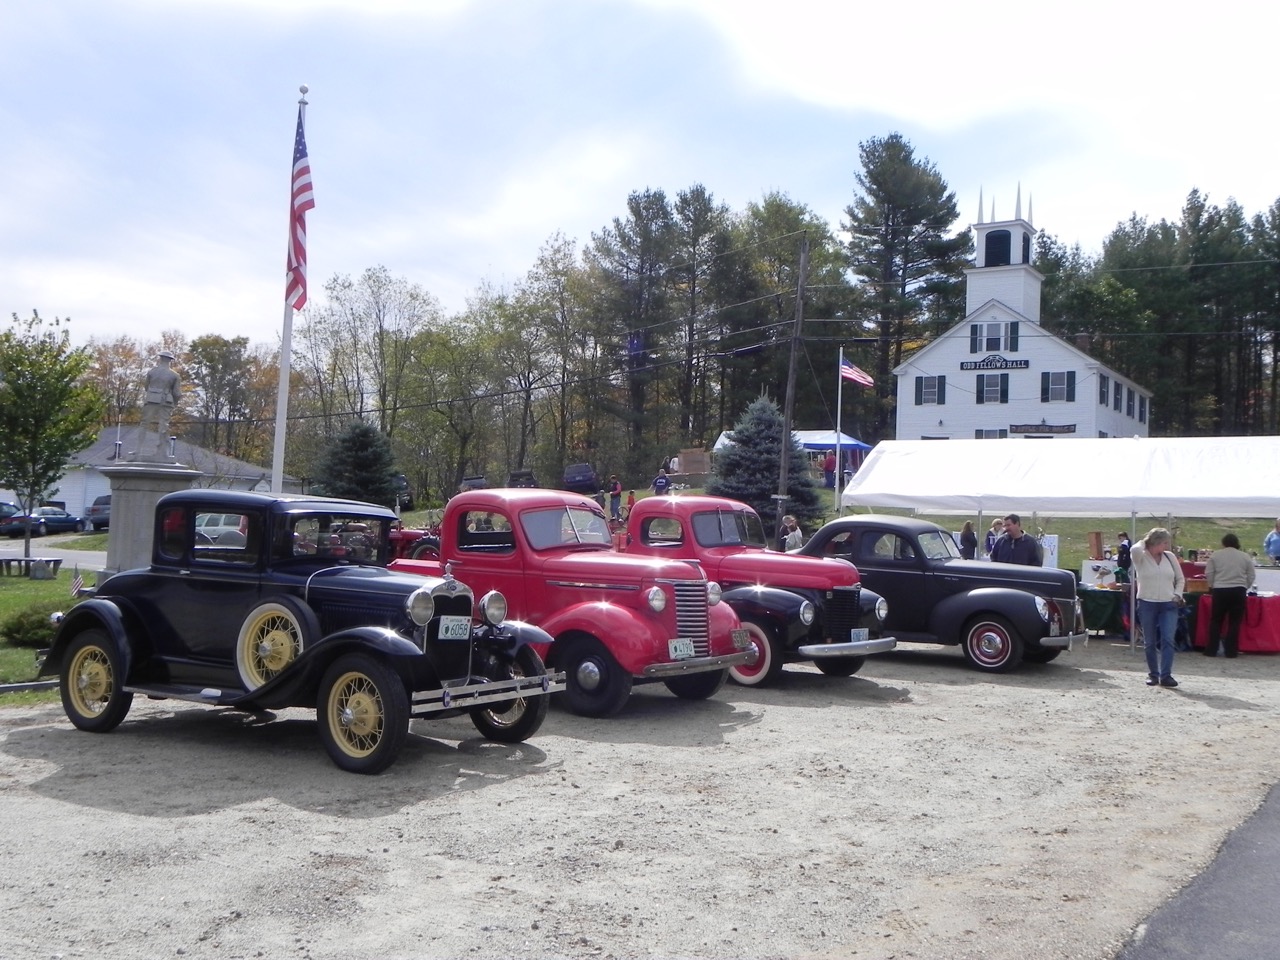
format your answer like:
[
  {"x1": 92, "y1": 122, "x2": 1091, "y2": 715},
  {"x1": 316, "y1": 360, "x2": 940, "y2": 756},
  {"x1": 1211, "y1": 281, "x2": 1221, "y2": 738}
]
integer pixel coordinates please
[
  {"x1": 411, "y1": 671, "x2": 566, "y2": 714},
  {"x1": 1039, "y1": 631, "x2": 1086, "y2": 650},
  {"x1": 640, "y1": 650, "x2": 753, "y2": 679},
  {"x1": 798, "y1": 636, "x2": 897, "y2": 658}
]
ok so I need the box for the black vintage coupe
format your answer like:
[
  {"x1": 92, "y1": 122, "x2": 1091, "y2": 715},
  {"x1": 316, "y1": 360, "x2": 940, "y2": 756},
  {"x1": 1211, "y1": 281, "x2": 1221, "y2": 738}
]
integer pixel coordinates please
[
  {"x1": 40, "y1": 489, "x2": 564, "y2": 773},
  {"x1": 797, "y1": 515, "x2": 1085, "y2": 672}
]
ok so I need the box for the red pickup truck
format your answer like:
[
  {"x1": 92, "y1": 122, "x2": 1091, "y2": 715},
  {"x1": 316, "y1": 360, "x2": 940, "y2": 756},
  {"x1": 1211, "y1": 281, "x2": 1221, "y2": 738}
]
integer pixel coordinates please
[
  {"x1": 389, "y1": 489, "x2": 750, "y2": 717},
  {"x1": 621, "y1": 495, "x2": 895, "y2": 686}
]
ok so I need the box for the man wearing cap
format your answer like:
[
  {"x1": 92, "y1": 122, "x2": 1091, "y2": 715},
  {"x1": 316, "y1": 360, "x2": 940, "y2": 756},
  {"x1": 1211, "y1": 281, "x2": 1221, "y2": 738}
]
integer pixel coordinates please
[{"x1": 129, "y1": 351, "x2": 182, "y2": 460}]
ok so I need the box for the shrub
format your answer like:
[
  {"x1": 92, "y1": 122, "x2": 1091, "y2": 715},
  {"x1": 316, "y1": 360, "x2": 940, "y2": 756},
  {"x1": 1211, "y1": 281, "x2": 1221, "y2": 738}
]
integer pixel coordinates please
[{"x1": 0, "y1": 600, "x2": 69, "y2": 649}]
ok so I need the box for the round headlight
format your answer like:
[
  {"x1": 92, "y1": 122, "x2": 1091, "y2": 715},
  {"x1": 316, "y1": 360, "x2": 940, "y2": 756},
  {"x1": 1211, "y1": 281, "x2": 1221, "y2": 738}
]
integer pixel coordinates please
[
  {"x1": 706, "y1": 581, "x2": 722, "y2": 605},
  {"x1": 1034, "y1": 595, "x2": 1051, "y2": 621},
  {"x1": 406, "y1": 588, "x2": 435, "y2": 626},
  {"x1": 799, "y1": 600, "x2": 816, "y2": 625},
  {"x1": 875, "y1": 596, "x2": 889, "y2": 622},
  {"x1": 480, "y1": 590, "x2": 508, "y2": 626},
  {"x1": 647, "y1": 586, "x2": 668, "y2": 612}
]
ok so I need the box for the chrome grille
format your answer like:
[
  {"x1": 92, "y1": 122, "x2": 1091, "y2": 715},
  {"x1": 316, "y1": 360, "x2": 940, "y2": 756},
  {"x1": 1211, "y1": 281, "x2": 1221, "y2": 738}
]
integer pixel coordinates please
[
  {"x1": 666, "y1": 579, "x2": 711, "y2": 657},
  {"x1": 822, "y1": 585, "x2": 862, "y2": 642}
]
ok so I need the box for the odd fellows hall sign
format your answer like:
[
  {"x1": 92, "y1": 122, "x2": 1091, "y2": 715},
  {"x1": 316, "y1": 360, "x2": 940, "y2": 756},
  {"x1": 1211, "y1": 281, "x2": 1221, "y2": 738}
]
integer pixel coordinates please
[{"x1": 960, "y1": 354, "x2": 1030, "y2": 371}]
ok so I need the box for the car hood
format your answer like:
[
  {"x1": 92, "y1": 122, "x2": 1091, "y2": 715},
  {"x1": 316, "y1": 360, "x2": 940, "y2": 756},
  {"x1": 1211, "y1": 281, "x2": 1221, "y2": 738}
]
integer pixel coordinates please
[
  {"x1": 705, "y1": 549, "x2": 860, "y2": 589},
  {"x1": 535, "y1": 548, "x2": 707, "y2": 584},
  {"x1": 927, "y1": 559, "x2": 1077, "y2": 599},
  {"x1": 303, "y1": 565, "x2": 456, "y2": 600}
]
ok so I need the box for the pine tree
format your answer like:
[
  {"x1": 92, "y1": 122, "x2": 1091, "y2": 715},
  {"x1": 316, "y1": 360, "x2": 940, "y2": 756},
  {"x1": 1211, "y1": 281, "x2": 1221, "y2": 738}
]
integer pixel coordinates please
[
  {"x1": 312, "y1": 421, "x2": 398, "y2": 507},
  {"x1": 706, "y1": 397, "x2": 821, "y2": 529}
]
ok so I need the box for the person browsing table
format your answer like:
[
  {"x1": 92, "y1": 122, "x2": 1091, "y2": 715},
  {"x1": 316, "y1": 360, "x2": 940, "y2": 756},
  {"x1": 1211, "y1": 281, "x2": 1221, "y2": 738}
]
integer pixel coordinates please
[{"x1": 1204, "y1": 533, "x2": 1255, "y2": 658}]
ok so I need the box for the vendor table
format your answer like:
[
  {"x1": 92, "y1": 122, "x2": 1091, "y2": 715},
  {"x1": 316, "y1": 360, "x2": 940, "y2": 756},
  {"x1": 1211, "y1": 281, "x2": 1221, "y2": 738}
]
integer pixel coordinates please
[
  {"x1": 1193, "y1": 593, "x2": 1280, "y2": 653},
  {"x1": 1080, "y1": 588, "x2": 1126, "y2": 634}
]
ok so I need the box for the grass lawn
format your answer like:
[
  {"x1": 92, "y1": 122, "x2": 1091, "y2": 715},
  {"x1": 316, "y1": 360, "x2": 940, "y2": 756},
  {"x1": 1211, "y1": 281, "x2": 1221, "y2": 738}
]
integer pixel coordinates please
[{"x1": 0, "y1": 575, "x2": 75, "y2": 695}]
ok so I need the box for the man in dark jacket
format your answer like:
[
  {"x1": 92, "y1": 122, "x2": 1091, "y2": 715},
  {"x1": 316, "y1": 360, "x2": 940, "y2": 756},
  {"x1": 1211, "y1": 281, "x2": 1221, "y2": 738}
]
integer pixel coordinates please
[{"x1": 989, "y1": 514, "x2": 1043, "y2": 566}]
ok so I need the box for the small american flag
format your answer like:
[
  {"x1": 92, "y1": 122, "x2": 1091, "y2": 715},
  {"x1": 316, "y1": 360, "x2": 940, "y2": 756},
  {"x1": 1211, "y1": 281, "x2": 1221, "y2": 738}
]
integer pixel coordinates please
[
  {"x1": 284, "y1": 104, "x2": 315, "y2": 310},
  {"x1": 840, "y1": 358, "x2": 875, "y2": 387},
  {"x1": 70, "y1": 565, "x2": 84, "y2": 598}
]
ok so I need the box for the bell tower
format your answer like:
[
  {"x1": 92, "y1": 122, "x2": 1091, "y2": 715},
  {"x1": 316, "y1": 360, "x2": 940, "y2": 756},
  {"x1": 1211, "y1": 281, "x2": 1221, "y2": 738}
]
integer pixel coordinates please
[{"x1": 965, "y1": 185, "x2": 1043, "y2": 321}]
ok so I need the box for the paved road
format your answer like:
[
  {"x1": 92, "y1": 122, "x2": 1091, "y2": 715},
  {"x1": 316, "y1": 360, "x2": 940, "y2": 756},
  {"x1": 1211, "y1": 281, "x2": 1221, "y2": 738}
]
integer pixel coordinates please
[
  {"x1": 1118, "y1": 782, "x2": 1280, "y2": 959},
  {"x1": 0, "y1": 536, "x2": 107, "y2": 576}
]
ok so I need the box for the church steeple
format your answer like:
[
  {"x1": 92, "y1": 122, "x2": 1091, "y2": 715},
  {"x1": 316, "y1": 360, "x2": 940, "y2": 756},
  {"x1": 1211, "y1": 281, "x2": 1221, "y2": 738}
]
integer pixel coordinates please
[{"x1": 965, "y1": 185, "x2": 1043, "y2": 321}]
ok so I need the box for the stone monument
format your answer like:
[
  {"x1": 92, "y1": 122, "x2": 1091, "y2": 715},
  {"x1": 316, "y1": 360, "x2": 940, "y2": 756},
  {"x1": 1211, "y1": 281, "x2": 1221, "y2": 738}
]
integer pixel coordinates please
[{"x1": 105, "y1": 351, "x2": 201, "y2": 574}]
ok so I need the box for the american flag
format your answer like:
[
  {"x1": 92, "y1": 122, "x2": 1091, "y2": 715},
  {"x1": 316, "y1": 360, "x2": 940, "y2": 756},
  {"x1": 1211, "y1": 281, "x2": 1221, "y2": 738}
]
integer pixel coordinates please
[
  {"x1": 284, "y1": 104, "x2": 315, "y2": 310},
  {"x1": 70, "y1": 565, "x2": 84, "y2": 598},
  {"x1": 840, "y1": 358, "x2": 875, "y2": 387}
]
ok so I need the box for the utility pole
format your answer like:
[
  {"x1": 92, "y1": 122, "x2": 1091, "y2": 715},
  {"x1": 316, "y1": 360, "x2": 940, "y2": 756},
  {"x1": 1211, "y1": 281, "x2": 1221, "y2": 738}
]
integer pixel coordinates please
[{"x1": 775, "y1": 232, "x2": 809, "y2": 540}]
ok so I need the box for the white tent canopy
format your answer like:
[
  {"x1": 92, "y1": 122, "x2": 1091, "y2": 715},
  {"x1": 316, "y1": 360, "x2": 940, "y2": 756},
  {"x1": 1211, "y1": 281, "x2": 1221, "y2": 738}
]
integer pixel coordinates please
[
  {"x1": 841, "y1": 437, "x2": 1280, "y2": 518},
  {"x1": 714, "y1": 429, "x2": 872, "y2": 453}
]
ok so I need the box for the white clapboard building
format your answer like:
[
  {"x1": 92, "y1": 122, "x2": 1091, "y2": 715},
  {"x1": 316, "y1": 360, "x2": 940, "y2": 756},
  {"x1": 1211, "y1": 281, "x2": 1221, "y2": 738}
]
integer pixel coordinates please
[{"x1": 893, "y1": 193, "x2": 1152, "y2": 440}]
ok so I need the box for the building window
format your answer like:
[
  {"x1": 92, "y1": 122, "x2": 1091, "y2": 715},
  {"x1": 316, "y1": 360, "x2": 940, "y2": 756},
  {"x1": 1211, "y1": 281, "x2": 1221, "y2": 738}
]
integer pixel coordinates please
[
  {"x1": 1127, "y1": 388, "x2": 1135, "y2": 417},
  {"x1": 984, "y1": 229, "x2": 1012, "y2": 267},
  {"x1": 1113, "y1": 381, "x2": 1122, "y2": 411},
  {"x1": 1139, "y1": 396, "x2": 1147, "y2": 423},
  {"x1": 914, "y1": 375, "x2": 946, "y2": 405},
  {"x1": 968, "y1": 321, "x2": 1020, "y2": 353},
  {"x1": 975, "y1": 429, "x2": 1008, "y2": 439},
  {"x1": 1099, "y1": 374, "x2": 1109, "y2": 404},
  {"x1": 1041, "y1": 371, "x2": 1076, "y2": 402},
  {"x1": 975, "y1": 373, "x2": 1009, "y2": 405}
]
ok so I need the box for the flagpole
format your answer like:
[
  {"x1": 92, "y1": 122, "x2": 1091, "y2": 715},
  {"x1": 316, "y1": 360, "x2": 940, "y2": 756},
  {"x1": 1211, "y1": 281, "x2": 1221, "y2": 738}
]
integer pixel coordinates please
[
  {"x1": 271, "y1": 85, "x2": 311, "y2": 493},
  {"x1": 834, "y1": 346, "x2": 844, "y2": 515}
]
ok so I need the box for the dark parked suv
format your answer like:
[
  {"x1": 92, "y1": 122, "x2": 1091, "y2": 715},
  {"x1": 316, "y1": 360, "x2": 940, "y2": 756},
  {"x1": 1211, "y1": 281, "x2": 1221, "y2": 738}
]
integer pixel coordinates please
[
  {"x1": 562, "y1": 463, "x2": 599, "y2": 495},
  {"x1": 87, "y1": 495, "x2": 111, "y2": 531}
]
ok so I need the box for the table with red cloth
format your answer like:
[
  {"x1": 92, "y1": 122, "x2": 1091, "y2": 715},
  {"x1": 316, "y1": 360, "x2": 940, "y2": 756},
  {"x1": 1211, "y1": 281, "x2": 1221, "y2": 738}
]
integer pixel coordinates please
[{"x1": 1193, "y1": 593, "x2": 1280, "y2": 653}]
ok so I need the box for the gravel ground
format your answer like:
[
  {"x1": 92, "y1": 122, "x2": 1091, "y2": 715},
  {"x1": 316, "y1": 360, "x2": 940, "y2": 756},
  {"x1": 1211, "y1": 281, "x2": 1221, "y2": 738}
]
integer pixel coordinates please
[{"x1": 2, "y1": 638, "x2": 1278, "y2": 960}]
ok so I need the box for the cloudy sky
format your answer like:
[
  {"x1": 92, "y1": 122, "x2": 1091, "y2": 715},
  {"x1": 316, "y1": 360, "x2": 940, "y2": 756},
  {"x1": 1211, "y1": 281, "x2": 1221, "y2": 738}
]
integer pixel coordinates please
[{"x1": 4, "y1": 0, "x2": 1275, "y2": 348}]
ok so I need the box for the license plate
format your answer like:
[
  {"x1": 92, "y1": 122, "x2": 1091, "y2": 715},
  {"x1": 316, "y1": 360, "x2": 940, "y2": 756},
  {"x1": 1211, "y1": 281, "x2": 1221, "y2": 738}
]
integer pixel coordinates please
[
  {"x1": 669, "y1": 638, "x2": 696, "y2": 660},
  {"x1": 731, "y1": 628, "x2": 750, "y2": 650},
  {"x1": 438, "y1": 615, "x2": 472, "y2": 640},
  {"x1": 849, "y1": 627, "x2": 869, "y2": 643}
]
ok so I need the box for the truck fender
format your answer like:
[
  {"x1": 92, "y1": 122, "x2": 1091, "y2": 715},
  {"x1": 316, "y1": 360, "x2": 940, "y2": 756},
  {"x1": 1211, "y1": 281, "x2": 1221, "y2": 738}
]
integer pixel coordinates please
[
  {"x1": 709, "y1": 598, "x2": 747, "y2": 653},
  {"x1": 720, "y1": 585, "x2": 810, "y2": 644},
  {"x1": 929, "y1": 587, "x2": 1047, "y2": 646},
  {"x1": 538, "y1": 602, "x2": 666, "y2": 676}
]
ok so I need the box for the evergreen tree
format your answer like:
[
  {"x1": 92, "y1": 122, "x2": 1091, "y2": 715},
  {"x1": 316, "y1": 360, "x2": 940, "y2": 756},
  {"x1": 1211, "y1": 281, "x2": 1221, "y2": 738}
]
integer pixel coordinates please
[
  {"x1": 311, "y1": 420, "x2": 398, "y2": 507},
  {"x1": 706, "y1": 397, "x2": 821, "y2": 529},
  {"x1": 844, "y1": 133, "x2": 971, "y2": 440}
]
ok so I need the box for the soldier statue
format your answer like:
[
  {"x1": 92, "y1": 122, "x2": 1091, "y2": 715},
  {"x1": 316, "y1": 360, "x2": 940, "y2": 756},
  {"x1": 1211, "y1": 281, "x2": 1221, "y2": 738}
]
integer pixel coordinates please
[{"x1": 128, "y1": 351, "x2": 182, "y2": 461}]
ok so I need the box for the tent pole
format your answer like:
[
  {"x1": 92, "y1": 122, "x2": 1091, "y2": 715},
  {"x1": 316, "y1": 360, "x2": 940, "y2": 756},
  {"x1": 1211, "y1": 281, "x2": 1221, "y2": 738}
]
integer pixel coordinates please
[{"x1": 1128, "y1": 511, "x2": 1138, "y2": 654}]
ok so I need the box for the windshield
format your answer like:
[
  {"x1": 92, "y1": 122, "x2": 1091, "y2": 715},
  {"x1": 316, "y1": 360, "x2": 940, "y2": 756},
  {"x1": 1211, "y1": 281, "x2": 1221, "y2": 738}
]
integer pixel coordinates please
[
  {"x1": 691, "y1": 509, "x2": 767, "y2": 548},
  {"x1": 521, "y1": 506, "x2": 612, "y2": 550},
  {"x1": 919, "y1": 529, "x2": 961, "y2": 561},
  {"x1": 283, "y1": 513, "x2": 389, "y2": 564}
]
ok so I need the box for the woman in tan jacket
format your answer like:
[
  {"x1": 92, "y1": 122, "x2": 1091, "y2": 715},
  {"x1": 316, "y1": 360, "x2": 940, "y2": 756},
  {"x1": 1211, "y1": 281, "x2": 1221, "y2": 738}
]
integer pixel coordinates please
[{"x1": 1205, "y1": 533, "x2": 1256, "y2": 658}]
